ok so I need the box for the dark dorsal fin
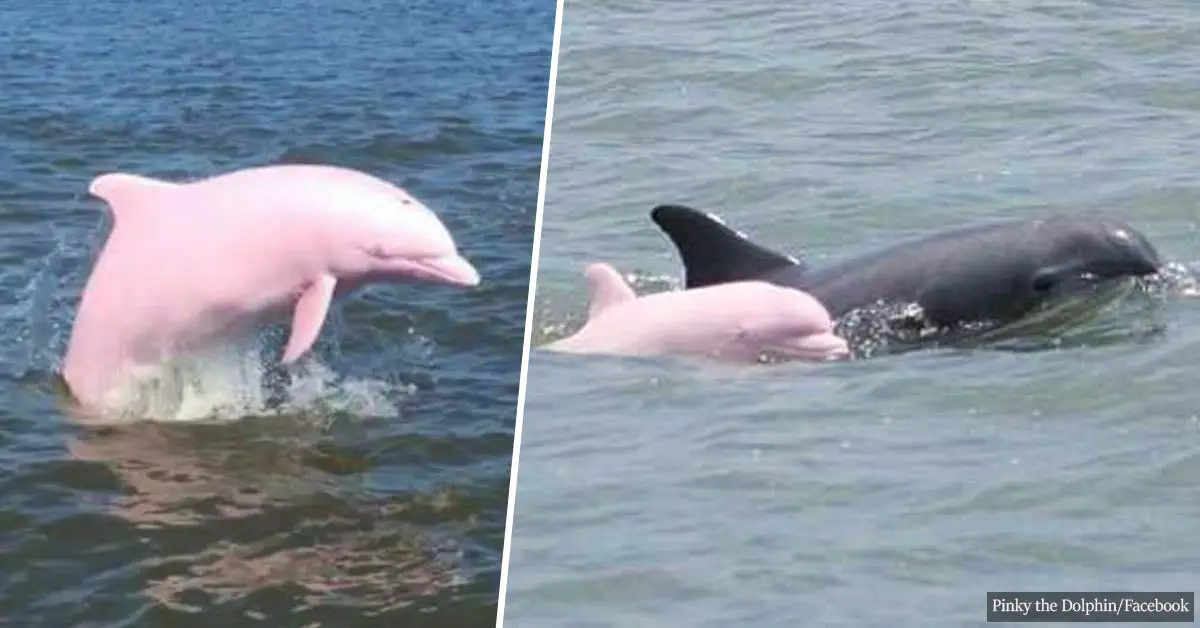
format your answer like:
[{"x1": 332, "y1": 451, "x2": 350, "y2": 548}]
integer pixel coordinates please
[{"x1": 649, "y1": 204, "x2": 802, "y2": 289}]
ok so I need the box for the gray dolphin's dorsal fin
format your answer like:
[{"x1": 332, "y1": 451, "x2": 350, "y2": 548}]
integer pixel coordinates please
[
  {"x1": 649, "y1": 204, "x2": 802, "y2": 289},
  {"x1": 582, "y1": 262, "x2": 636, "y2": 318}
]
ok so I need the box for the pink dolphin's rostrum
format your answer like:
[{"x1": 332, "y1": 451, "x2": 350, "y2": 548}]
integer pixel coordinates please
[
  {"x1": 62, "y1": 163, "x2": 480, "y2": 412},
  {"x1": 544, "y1": 262, "x2": 849, "y2": 362}
]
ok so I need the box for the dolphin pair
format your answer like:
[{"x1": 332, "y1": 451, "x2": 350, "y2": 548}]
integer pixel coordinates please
[
  {"x1": 649, "y1": 204, "x2": 1164, "y2": 350},
  {"x1": 548, "y1": 203, "x2": 1163, "y2": 364},
  {"x1": 62, "y1": 164, "x2": 480, "y2": 413}
]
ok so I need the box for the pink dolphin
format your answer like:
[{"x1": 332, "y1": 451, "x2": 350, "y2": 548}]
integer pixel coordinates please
[
  {"x1": 544, "y1": 262, "x2": 849, "y2": 362},
  {"x1": 62, "y1": 163, "x2": 480, "y2": 412}
]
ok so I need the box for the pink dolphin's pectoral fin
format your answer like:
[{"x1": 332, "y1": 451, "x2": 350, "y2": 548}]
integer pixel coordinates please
[{"x1": 281, "y1": 274, "x2": 338, "y2": 364}]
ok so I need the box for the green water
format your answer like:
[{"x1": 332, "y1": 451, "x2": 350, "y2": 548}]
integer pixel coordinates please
[{"x1": 508, "y1": 1, "x2": 1200, "y2": 626}]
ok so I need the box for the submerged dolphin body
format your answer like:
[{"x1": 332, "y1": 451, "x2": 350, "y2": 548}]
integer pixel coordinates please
[
  {"x1": 649, "y1": 205, "x2": 1163, "y2": 349},
  {"x1": 544, "y1": 262, "x2": 848, "y2": 362},
  {"x1": 63, "y1": 164, "x2": 480, "y2": 412}
]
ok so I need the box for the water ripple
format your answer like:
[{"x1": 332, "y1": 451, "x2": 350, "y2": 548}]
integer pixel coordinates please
[{"x1": 513, "y1": 1, "x2": 1200, "y2": 625}]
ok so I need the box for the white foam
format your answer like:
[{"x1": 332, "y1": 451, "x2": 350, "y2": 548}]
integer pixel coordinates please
[{"x1": 92, "y1": 335, "x2": 404, "y2": 424}]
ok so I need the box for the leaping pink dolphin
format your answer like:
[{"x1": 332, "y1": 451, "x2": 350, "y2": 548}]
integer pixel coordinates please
[
  {"x1": 62, "y1": 163, "x2": 480, "y2": 413},
  {"x1": 543, "y1": 262, "x2": 849, "y2": 362}
]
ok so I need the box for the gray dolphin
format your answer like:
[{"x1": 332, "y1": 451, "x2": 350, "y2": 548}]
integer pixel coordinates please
[{"x1": 649, "y1": 204, "x2": 1164, "y2": 349}]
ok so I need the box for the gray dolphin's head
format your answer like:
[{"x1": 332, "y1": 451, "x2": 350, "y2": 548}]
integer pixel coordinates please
[
  {"x1": 955, "y1": 214, "x2": 1163, "y2": 338},
  {"x1": 1023, "y1": 214, "x2": 1162, "y2": 297},
  {"x1": 910, "y1": 214, "x2": 1163, "y2": 328}
]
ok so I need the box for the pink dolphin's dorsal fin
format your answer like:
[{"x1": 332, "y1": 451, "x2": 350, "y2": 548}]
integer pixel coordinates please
[
  {"x1": 583, "y1": 262, "x2": 636, "y2": 319},
  {"x1": 88, "y1": 173, "x2": 181, "y2": 224}
]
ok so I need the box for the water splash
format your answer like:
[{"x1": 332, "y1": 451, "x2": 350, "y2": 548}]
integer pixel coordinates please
[{"x1": 74, "y1": 333, "x2": 408, "y2": 425}]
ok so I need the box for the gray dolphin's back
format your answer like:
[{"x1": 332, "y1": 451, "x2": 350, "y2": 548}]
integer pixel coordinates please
[
  {"x1": 650, "y1": 205, "x2": 1163, "y2": 330},
  {"x1": 772, "y1": 220, "x2": 1059, "y2": 324}
]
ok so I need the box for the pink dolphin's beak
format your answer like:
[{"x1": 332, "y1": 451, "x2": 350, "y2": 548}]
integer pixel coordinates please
[
  {"x1": 777, "y1": 331, "x2": 851, "y2": 361},
  {"x1": 415, "y1": 254, "x2": 481, "y2": 288}
]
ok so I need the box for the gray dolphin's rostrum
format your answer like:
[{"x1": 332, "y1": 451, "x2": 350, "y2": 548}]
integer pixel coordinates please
[{"x1": 649, "y1": 204, "x2": 1164, "y2": 347}]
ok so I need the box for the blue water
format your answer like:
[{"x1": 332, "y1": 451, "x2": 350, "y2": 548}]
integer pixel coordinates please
[
  {"x1": 0, "y1": 0, "x2": 552, "y2": 625},
  {"x1": 507, "y1": 1, "x2": 1200, "y2": 626}
]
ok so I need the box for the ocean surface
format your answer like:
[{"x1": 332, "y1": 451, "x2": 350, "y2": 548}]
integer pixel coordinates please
[
  {"x1": 507, "y1": 1, "x2": 1200, "y2": 626},
  {"x1": 0, "y1": 0, "x2": 552, "y2": 625}
]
